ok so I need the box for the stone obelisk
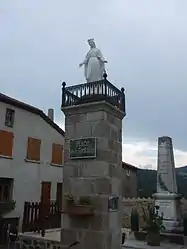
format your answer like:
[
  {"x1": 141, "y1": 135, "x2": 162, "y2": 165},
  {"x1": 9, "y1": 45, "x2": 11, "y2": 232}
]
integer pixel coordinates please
[{"x1": 153, "y1": 136, "x2": 181, "y2": 232}]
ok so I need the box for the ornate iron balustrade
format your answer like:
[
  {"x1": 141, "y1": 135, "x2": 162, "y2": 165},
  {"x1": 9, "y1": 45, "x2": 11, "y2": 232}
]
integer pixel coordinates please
[{"x1": 61, "y1": 74, "x2": 125, "y2": 113}]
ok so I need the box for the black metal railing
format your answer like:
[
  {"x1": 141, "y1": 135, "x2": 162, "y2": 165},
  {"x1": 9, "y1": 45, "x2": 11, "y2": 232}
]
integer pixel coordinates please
[{"x1": 61, "y1": 74, "x2": 126, "y2": 113}]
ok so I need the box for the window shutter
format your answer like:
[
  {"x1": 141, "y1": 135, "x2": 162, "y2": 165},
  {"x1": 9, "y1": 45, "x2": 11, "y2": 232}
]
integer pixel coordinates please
[
  {"x1": 27, "y1": 137, "x2": 41, "y2": 161},
  {"x1": 0, "y1": 130, "x2": 14, "y2": 157},
  {"x1": 51, "y1": 143, "x2": 63, "y2": 165}
]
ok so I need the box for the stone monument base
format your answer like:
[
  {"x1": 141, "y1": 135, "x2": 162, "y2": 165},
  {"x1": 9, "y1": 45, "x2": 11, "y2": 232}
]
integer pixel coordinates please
[{"x1": 153, "y1": 193, "x2": 182, "y2": 232}]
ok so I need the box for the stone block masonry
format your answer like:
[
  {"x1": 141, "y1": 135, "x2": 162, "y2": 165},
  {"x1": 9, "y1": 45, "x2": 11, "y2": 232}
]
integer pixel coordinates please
[
  {"x1": 61, "y1": 101, "x2": 125, "y2": 249},
  {"x1": 16, "y1": 234, "x2": 63, "y2": 249}
]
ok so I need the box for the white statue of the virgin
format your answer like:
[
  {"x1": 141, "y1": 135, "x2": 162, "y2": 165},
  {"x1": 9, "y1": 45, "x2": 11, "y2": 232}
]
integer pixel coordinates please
[{"x1": 79, "y1": 39, "x2": 108, "y2": 82}]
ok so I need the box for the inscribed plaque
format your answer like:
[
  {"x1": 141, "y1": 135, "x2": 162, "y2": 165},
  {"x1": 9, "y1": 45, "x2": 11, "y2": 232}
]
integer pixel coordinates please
[{"x1": 69, "y1": 137, "x2": 96, "y2": 159}]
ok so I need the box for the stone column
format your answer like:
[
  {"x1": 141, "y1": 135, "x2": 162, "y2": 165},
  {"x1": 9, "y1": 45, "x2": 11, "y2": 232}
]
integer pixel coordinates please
[
  {"x1": 153, "y1": 136, "x2": 182, "y2": 232},
  {"x1": 61, "y1": 101, "x2": 125, "y2": 249}
]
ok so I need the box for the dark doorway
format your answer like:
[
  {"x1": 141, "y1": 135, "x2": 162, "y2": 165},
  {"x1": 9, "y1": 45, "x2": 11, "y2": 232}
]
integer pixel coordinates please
[
  {"x1": 0, "y1": 217, "x2": 19, "y2": 245},
  {"x1": 56, "y1": 182, "x2": 62, "y2": 207},
  {"x1": 40, "y1": 182, "x2": 51, "y2": 204}
]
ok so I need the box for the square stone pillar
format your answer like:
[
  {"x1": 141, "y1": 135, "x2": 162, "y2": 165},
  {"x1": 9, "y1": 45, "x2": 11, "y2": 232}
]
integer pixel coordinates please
[{"x1": 61, "y1": 101, "x2": 125, "y2": 249}]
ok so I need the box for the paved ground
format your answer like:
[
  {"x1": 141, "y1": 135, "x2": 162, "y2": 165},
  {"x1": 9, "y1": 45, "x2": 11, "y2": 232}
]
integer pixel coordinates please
[
  {"x1": 20, "y1": 228, "x2": 186, "y2": 249},
  {"x1": 20, "y1": 228, "x2": 61, "y2": 241},
  {"x1": 123, "y1": 239, "x2": 184, "y2": 249},
  {"x1": 23, "y1": 228, "x2": 130, "y2": 242}
]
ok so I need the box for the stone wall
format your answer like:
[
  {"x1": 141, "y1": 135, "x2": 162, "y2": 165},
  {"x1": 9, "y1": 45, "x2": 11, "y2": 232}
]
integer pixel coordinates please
[
  {"x1": 16, "y1": 235, "x2": 63, "y2": 249},
  {"x1": 122, "y1": 198, "x2": 187, "y2": 228}
]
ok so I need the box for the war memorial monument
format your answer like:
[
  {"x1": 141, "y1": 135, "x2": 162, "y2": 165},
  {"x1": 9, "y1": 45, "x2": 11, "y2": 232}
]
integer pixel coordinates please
[{"x1": 153, "y1": 136, "x2": 182, "y2": 232}]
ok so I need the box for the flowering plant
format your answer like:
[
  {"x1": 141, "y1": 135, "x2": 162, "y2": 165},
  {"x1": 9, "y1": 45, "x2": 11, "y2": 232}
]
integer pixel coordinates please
[
  {"x1": 143, "y1": 205, "x2": 164, "y2": 233},
  {"x1": 65, "y1": 195, "x2": 75, "y2": 206},
  {"x1": 79, "y1": 196, "x2": 91, "y2": 205}
]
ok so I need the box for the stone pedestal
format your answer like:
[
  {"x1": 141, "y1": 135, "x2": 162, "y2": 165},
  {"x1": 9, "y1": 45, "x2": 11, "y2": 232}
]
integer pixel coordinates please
[
  {"x1": 154, "y1": 193, "x2": 181, "y2": 231},
  {"x1": 61, "y1": 101, "x2": 125, "y2": 249},
  {"x1": 153, "y1": 136, "x2": 182, "y2": 232}
]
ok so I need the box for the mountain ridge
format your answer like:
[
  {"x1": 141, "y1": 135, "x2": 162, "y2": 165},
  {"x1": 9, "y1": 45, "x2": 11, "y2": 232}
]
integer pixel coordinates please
[{"x1": 137, "y1": 165, "x2": 187, "y2": 198}]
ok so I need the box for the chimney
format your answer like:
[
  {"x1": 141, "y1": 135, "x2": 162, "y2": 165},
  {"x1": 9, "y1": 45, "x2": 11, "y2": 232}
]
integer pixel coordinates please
[{"x1": 48, "y1": 108, "x2": 54, "y2": 121}]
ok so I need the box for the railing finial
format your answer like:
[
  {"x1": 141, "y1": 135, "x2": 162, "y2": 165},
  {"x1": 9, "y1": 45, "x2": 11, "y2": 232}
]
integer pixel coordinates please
[
  {"x1": 61, "y1": 82, "x2": 66, "y2": 108},
  {"x1": 120, "y1": 87, "x2": 125, "y2": 113},
  {"x1": 62, "y1": 81, "x2": 66, "y2": 88},
  {"x1": 103, "y1": 72, "x2": 108, "y2": 80}
]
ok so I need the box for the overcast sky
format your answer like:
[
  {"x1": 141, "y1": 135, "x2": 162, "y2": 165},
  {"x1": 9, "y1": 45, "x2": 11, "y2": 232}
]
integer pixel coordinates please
[{"x1": 1, "y1": 0, "x2": 187, "y2": 169}]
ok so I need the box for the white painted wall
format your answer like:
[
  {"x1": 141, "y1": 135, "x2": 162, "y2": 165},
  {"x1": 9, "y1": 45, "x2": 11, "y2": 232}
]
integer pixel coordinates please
[{"x1": 0, "y1": 101, "x2": 64, "y2": 230}]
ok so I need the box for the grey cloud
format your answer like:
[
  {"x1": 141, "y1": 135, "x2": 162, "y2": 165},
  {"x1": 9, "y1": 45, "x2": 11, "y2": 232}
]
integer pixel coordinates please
[
  {"x1": 1, "y1": 0, "x2": 187, "y2": 150},
  {"x1": 135, "y1": 149, "x2": 157, "y2": 159}
]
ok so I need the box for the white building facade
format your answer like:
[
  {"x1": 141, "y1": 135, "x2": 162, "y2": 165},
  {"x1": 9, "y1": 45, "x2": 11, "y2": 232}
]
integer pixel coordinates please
[{"x1": 0, "y1": 93, "x2": 64, "y2": 231}]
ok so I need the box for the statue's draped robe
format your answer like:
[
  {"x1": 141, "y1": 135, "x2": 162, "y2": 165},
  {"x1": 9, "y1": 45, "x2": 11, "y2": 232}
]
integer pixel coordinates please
[{"x1": 83, "y1": 48, "x2": 106, "y2": 82}]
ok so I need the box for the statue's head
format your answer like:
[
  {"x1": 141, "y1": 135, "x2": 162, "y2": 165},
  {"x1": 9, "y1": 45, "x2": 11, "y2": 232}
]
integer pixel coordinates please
[{"x1": 88, "y1": 38, "x2": 96, "y2": 48}]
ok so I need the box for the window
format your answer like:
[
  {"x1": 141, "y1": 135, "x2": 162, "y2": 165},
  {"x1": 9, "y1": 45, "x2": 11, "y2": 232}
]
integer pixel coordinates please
[
  {"x1": 3, "y1": 185, "x2": 9, "y2": 200},
  {"x1": 0, "y1": 186, "x2": 9, "y2": 201},
  {"x1": 5, "y1": 108, "x2": 15, "y2": 128},
  {"x1": 0, "y1": 178, "x2": 13, "y2": 201},
  {"x1": 26, "y1": 137, "x2": 41, "y2": 161},
  {"x1": 0, "y1": 130, "x2": 14, "y2": 157},
  {"x1": 51, "y1": 143, "x2": 63, "y2": 165}
]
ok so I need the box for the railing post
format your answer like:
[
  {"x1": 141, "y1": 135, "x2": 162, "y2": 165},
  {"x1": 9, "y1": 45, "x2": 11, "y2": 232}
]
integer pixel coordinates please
[
  {"x1": 120, "y1": 87, "x2": 126, "y2": 114},
  {"x1": 103, "y1": 72, "x2": 108, "y2": 96},
  {"x1": 61, "y1": 82, "x2": 66, "y2": 108},
  {"x1": 22, "y1": 202, "x2": 28, "y2": 233}
]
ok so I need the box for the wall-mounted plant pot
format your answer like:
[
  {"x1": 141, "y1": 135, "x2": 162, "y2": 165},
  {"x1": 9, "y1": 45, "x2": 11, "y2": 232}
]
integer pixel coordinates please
[{"x1": 62, "y1": 205, "x2": 94, "y2": 217}]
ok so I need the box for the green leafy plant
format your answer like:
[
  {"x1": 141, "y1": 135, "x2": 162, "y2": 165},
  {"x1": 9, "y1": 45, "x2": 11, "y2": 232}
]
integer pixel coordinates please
[
  {"x1": 65, "y1": 195, "x2": 75, "y2": 206},
  {"x1": 65, "y1": 195, "x2": 92, "y2": 208},
  {"x1": 79, "y1": 196, "x2": 91, "y2": 205},
  {"x1": 142, "y1": 205, "x2": 164, "y2": 233}
]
